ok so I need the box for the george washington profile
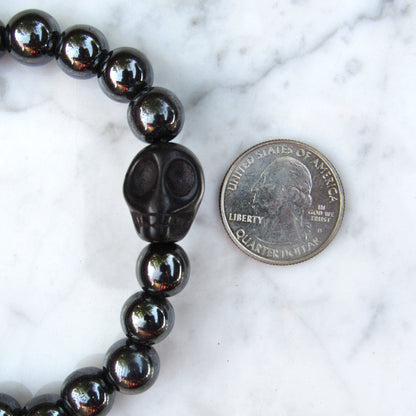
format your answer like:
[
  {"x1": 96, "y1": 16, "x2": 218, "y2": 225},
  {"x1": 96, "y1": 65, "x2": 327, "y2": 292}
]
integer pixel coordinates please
[{"x1": 251, "y1": 156, "x2": 313, "y2": 244}]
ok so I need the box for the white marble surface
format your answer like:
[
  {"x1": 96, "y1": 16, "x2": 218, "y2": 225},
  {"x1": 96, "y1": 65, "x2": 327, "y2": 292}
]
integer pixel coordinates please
[{"x1": 0, "y1": 0, "x2": 415, "y2": 415}]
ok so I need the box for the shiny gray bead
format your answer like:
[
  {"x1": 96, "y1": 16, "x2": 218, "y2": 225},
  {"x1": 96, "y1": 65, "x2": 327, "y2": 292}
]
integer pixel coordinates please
[
  {"x1": 61, "y1": 367, "x2": 115, "y2": 416},
  {"x1": 24, "y1": 394, "x2": 68, "y2": 416},
  {"x1": 136, "y1": 243, "x2": 190, "y2": 297},
  {"x1": 0, "y1": 393, "x2": 20, "y2": 416},
  {"x1": 98, "y1": 47, "x2": 153, "y2": 102},
  {"x1": 57, "y1": 25, "x2": 109, "y2": 79},
  {"x1": 121, "y1": 291, "x2": 175, "y2": 344},
  {"x1": 127, "y1": 87, "x2": 184, "y2": 143},
  {"x1": 7, "y1": 9, "x2": 60, "y2": 65},
  {"x1": 104, "y1": 338, "x2": 160, "y2": 395}
]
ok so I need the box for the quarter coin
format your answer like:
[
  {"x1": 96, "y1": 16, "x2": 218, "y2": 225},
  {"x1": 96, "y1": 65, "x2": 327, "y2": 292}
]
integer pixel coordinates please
[{"x1": 219, "y1": 140, "x2": 345, "y2": 265}]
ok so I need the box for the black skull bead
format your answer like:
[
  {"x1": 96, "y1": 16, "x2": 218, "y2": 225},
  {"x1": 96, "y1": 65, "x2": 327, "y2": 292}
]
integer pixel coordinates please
[{"x1": 123, "y1": 142, "x2": 204, "y2": 242}]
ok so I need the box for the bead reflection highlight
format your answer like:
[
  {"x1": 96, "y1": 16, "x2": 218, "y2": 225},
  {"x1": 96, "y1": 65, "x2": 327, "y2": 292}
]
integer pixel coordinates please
[
  {"x1": 24, "y1": 394, "x2": 68, "y2": 416},
  {"x1": 128, "y1": 87, "x2": 184, "y2": 143},
  {"x1": 7, "y1": 9, "x2": 60, "y2": 65},
  {"x1": 136, "y1": 243, "x2": 190, "y2": 297},
  {"x1": 57, "y1": 25, "x2": 108, "y2": 79},
  {"x1": 104, "y1": 339, "x2": 159, "y2": 394},
  {"x1": 121, "y1": 291, "x2": 175, "y2": 344},
  {"x1": 61, "y1": 367, "x2": 114, "y2": 416},
  {"x1": 99, "y1": 47, "x2": 153, "y2": 102}
]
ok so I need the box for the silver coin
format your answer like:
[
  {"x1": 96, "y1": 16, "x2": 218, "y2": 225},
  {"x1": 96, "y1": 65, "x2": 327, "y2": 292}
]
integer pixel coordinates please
[{"x1": 219, "y1": 140, "x2": 345, "y2": 265}]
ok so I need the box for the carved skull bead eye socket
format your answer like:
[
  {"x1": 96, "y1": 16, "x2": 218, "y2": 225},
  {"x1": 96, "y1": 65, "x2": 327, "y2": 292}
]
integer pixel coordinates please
[
  {"x1": 132, "y1": 158, "x2": 158, "y2": 197},
  {"x1": 166, "y1": 159, "x2": 195, "y2": 197}
]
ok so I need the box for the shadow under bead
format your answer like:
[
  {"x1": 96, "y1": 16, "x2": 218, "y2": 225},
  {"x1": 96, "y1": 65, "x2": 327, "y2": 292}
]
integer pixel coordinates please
[
  {"x1": 57, "y1": 25, "x2": 108, "y2": 79},
  {"x1": 104, "y1": 339, "x2": 160, "y2": 395},
  {"x1": 121, "y1": 291, "x2": 175, "y2": 344},
  {"x1": 6, "y1": 9, "x2": 60, "y2": 65},
  {"x1": 136, "y1": 243, "x2": 190, "y2": 297},
  {"x1": 24, "y1": 394, "x2": 69, "y2": 416},
  {"x1": 0, "y1": 393, "x2": 21, "y2": 416},
  {"x1": 98, "y1": 47, "x2": 153, "y2": 102},
  {"x1": 123, "y1": 142, "x2": 204, "y2": 243},
  {"x1": 127, "y1": 86, "x2": 184, "y2": 143},
  {"x1": 61, "y1": 367, "x2": 115, "y2": 416}
]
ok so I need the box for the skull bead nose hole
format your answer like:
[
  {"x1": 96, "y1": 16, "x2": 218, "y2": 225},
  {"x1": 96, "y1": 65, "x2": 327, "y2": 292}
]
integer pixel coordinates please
[
  {"x1": 166, "y1": 159, "x2": 195, "y2": 197},
  {"x1": 131, "y1": 157, "x2": 158, "y2": 198}
]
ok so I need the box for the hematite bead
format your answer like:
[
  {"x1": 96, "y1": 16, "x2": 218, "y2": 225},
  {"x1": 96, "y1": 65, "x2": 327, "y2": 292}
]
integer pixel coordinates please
[
  {"x1": 121, "y1": 291, "x2": 175, "y2": 344},
  {"x1": 24, "y1": 394, "x2": 68, "y2": 416},
  {"x1": 137, "y1": 243, "x2": 190, "y2": 297},
  {"x1": 98, "y1": 47, "x2": 153, "y2": 102},
  {"x1": 0, "y1": 393, "x2": 20, "y2": 416},
  {"x1": 127, "y1": 87, "x2": 184, "y2": 143},
  {"x1": 6, "y1": 9, "x2": 60, "y2": 65},
  {"x1": 57, "y1": 25, "x2": 109, "y2": 79},
  {"x1": 61, "y1": 367, "x2": 115, "y2": 416},
  {"x1": 103, "y1": 338, "x2": 160, "y2": 395}
]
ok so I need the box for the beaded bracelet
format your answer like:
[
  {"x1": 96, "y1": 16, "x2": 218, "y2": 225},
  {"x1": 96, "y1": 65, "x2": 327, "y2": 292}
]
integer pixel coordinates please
[{"x1": 0, "y1": 9, "x2": 204, "y2": 416}]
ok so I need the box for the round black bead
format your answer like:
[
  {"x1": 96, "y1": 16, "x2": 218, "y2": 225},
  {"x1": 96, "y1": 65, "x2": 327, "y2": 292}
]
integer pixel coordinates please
[
  {"x1": 127, "y1": 87, "x2": 184, "y2": 143},
  {"x1": 0, "y1": 393, "x2": 21, "y2": 416},
  {"x1": 98, "y1": 47, "x2": 153, "y2": 102},
  {"x1": 136, "y1": 243, "x2": 190, "y2": 297},
  {"x1": 57, "y1": 25, "x2": 109, "y2": 79},
  {"x1": 6, "y1": 9, "x2": 60, "y2": 65},
  {"x1": 24, "y1": 394, "x2": 68, "y2": 416},
  {"x1": 103, "y1": 338, "x2": 160, "y2": 395},
  {"x1": 0, "y1": 21, "x2": 6, "y2": 58},
  {"x1": 61, "y1": 367, "x2": 115, "y2": 416},
  {"x1": 121, "y1": 291, "x2": 175, "y2": 344}
]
